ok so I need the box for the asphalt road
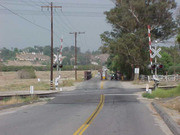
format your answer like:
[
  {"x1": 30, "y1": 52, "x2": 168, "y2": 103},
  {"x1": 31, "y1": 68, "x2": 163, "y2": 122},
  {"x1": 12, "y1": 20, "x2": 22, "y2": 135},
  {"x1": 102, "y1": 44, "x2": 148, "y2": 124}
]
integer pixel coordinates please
[{"x1": 0, "y1": 77, "x2": 166, "y2": 135}]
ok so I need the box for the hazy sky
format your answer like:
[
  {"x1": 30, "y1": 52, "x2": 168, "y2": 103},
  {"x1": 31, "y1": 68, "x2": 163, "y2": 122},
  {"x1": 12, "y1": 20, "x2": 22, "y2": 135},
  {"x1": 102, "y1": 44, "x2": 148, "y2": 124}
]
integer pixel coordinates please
[
  {"x1": 0, "y1": 0, "x2": 114, "y2": 52},
  {"x1": 0, "y1": 0, "x2": 179, "y2": 52}
]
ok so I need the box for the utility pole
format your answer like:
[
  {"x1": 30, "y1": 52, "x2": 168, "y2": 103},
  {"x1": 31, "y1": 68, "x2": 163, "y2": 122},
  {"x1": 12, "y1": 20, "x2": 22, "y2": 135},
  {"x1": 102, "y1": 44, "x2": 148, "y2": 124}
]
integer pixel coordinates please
[
  {"x1": 69, "y1": 32, "x2": 85, "y2": 80},
  {"x1": 41, "y1": 2, "x2": 62, "y2": 90}
]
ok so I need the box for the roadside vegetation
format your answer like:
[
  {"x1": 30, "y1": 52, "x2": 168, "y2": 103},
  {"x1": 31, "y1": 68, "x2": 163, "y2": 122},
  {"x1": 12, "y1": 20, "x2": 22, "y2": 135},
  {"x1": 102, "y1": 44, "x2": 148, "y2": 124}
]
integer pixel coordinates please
[
  {"x1": 142, "y1": 84, "x2": 180, "y2": 99},
  {"x1": 17, "y1": 67, "x2": 36, "y2": 79},
  {"x1": 0, "y1": 82, "x2": 50, "y2": 91},
  {"x1": 0, "y1": 65, "x2": 101, "y2": 72},
  {"x1": 0, "y1": 70, "x2": 96, "y2": 91},
  {"x1": 0, "y1": 96, "x2": 38, "y2": 106},
  {"x1": 100, "y1": 0, "x2": 180, "y2": 79},
  {"x1": 0, "y1": 79, "x2": 78, "y2": 91}
]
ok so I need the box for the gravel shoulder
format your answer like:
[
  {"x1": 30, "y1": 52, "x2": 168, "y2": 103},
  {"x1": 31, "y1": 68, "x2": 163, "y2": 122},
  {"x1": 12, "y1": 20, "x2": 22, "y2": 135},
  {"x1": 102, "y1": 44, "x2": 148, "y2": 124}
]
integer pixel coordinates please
[{"x1": 120, "y1": 81, "x2": 147, "y2": 89}]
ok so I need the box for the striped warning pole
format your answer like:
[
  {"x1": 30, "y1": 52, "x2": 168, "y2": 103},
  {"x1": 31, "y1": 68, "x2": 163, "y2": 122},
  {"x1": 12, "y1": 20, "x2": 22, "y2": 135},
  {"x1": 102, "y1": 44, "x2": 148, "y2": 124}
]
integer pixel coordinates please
[{"x1": 148, "y1": 25, "x2": 153, "y2": 74}]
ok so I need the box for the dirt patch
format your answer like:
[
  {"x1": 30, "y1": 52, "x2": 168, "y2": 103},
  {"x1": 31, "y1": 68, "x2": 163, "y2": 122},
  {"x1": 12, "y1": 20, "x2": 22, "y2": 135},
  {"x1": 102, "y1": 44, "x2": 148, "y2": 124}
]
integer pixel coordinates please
[
  {"x1": 159, "y1": 97, "x2": 180, "y2": 112},
  {"x1": 120, "y1": 81, "x2": 148, "y2": 89}
]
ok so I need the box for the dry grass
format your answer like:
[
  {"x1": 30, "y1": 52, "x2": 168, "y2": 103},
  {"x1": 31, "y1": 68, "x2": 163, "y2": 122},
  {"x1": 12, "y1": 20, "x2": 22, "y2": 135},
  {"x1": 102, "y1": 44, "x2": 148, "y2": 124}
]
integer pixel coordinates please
[
  {"x1": 60, "y1": 80, "x2": 74, "y2": 87},
  {"x1": 161, "y1": 96, "x2": 180, "y2": 113},
  {"x1": 159, "y1": 81, "x2": 179, "y2": 86},
  {"x1": 0, "y1": 70, "x2": 98, "y2": 91},
  {"x1": 0, "y1": 96, "x2": 23, "y2": 105},
  {"x1": 178, "y1": 120, "x2": 180, "y2": 125},
  {"x1": 0, "y1": 96, "x2": 38, "y2": 106}
]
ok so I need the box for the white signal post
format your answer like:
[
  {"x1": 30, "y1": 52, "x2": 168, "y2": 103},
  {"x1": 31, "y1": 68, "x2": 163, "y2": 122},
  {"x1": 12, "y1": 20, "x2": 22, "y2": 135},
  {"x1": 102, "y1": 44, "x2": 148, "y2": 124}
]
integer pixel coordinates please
[
  {"x1": 154, "y1": 41, "x2": 161, "y2": 76},
  {"x1": 55, "y1": 37, "x2": 63, "y2": 90}
]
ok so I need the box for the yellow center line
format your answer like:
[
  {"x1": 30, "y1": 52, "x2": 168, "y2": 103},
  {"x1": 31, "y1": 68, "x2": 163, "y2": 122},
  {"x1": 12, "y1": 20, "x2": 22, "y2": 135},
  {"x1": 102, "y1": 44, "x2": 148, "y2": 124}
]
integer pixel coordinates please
[
  {"x1": 73, "y1": 81, "x2": 105, "y2": 135},
  {"x1": 100, "y1": 81, "x2": 104, "y2": 89}
]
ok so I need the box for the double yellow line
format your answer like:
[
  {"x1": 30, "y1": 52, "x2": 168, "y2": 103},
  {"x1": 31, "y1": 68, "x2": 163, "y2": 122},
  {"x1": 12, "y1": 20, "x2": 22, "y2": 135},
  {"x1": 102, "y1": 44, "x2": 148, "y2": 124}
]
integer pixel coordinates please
[{"x1": 73, "y1": 81, "x2": 105, "y2": 135}]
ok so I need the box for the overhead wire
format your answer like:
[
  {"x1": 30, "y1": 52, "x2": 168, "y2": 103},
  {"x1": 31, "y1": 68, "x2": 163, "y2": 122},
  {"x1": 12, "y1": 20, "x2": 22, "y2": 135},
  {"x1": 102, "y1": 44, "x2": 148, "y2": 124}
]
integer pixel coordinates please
[
  {"x1": 41, "y1": 0, "x2": 74, "y2": 45},
  {"x1": 0, "y1": 1, "x2": 65, "y2": 47},
  {"x1": 0, "y1": 0, "x2": 113, "y2": 8},
  {"x1": 0, "y1": 0, "x2": 113, "y2": 49},
  {"x1": 28, "y1": 0, "x2": 70, "y2": 47},
  {"x1": 0, "y1": 3, "x2": 51, "y2": 32}
]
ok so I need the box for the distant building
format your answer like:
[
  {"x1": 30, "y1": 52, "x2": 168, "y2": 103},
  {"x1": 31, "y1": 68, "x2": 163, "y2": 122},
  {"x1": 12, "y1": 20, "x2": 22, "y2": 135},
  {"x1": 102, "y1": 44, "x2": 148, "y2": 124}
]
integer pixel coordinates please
[
  {"x1": 91, "y1": 61, "x2": 98, "y2": 65},
  {"x1": 16, "y1": 52, "x2": 50, "y2": 61},
  {"x1": 90, "y1": 54, "x2": 109, "y2": 64}
]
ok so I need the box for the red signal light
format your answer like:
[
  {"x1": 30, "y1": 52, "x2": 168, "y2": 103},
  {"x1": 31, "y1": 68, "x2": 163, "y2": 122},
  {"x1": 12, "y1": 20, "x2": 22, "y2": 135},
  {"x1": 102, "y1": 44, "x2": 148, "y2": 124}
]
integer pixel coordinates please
[
  {"x1": 59, "y1": 64, "x2": 63, "y2": 68},
  {"x1": 158, "y1": 64, "x2": 163, "y2": 69},
  {"x1": 151, "y1": 64, "x2": 156, "y2": 69}
]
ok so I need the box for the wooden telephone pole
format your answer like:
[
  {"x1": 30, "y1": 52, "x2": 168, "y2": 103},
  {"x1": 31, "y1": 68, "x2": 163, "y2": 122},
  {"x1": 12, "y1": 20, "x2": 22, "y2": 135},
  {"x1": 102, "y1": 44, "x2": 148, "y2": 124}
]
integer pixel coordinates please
[
  {"x1": 41, "y1": 2, "x2": 62, "y2": 90},
  {"x1": 69, "y1": 32, "x2": 85, "y2": 80}
]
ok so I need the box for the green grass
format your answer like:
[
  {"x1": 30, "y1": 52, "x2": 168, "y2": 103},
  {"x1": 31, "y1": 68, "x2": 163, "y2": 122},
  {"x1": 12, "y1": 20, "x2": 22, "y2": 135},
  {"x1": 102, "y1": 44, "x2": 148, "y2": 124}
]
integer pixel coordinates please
[{"x1": 143, "y1": 84, "x2": 180, "y2": 99}]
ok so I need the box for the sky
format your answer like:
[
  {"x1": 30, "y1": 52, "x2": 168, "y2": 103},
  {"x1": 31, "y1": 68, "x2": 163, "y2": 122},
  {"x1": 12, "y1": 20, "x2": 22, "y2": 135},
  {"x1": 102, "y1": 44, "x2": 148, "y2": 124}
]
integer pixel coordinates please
[
  {"x1": 0, "y1": 0, "x2": 115, "y2": 52},
  {"x1": 0, "y1": 0, "x2": 179, "y2": 52}
]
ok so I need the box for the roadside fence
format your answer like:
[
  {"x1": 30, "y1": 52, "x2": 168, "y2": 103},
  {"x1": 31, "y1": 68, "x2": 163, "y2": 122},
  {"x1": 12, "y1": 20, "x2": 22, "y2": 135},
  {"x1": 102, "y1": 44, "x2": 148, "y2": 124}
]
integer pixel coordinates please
[{"x1": 139, "y1": 74, "x2": 180, "y2": 82}]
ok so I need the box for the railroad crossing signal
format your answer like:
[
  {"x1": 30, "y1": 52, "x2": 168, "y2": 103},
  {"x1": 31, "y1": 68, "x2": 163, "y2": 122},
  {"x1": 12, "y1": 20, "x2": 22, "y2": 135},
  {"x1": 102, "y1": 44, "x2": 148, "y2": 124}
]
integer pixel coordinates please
[
  {"x1": 54, "y1": 54, "x2": 58, "y2": 63},
  {"x1": 151, "y1": 48, "x2": 162, "y2": 58},
  {"x1": 148, "y1": 64, "x2": 163, "y2": 70}
]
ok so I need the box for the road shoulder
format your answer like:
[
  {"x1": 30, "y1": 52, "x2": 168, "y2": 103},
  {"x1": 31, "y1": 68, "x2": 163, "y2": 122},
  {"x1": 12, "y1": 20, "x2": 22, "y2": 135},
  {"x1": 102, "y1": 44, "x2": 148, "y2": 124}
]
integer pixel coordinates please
[{"x1": 136, "y1": 92, "x2": 174, "y2": 135}]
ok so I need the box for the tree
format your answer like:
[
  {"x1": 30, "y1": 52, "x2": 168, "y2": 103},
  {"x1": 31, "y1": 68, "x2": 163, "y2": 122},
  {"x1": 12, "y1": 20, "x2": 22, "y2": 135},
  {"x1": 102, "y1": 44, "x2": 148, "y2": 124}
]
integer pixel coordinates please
[
  {"x1": 177, "y1": 34, "x2": 180, "y2": 44},
  {"x1": 0, "y1": 47, "x2": 16, "y2": 61},
  {"x1": 158, "y1": 51, "x2": 173, "y2": 74},
  {"x1": 23, "y1": 47, "x2": 36, "y2": 53},
  {"x1": 43, "y1": 46, "x2": 51, "y2": 57},
  {"x1": 101, "y1": 0, "x2": 177, "y2": 79}
]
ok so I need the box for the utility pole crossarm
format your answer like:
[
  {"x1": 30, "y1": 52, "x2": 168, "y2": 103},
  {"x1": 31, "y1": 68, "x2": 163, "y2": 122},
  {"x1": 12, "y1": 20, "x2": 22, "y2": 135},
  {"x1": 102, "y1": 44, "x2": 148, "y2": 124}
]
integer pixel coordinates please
[
  {"x1": 78, "y1": 32, "x2": 85, "y2": 34},
  {"x1": 69, "y1": 32, "x2": 85, "y2": 34},
  {"x1": 41, "y1": 6, "x2": 62, "y2": 8}
]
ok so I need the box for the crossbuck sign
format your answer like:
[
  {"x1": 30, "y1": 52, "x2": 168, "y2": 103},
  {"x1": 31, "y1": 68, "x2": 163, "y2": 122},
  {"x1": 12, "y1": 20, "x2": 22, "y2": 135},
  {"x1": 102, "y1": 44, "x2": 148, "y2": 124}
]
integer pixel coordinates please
[
  {"x1": 151, "y1": 48, "x2": 162, "y2": 58},
  {"x1": 54, "y1": 54, "x2": 58, "y2": 63}
]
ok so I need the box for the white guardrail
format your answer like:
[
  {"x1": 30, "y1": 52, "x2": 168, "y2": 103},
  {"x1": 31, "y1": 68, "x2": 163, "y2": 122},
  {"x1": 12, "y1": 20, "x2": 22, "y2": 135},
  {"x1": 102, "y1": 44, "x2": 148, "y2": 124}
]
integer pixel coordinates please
[{"x1": 140, "y1": 74, "x2": 180, "y2": 82}]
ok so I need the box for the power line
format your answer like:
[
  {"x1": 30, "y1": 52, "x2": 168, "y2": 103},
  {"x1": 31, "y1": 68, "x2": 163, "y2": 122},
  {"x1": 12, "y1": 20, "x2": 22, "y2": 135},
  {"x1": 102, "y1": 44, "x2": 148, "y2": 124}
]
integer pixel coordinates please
[
  {"x1": 26, "y1": 0, "x2": 70, "y2": 47},
  {"x1": 0, "y1": 0, "x2": 114, "y2": 8},
  {"x1": 55, "y1": 11, "x2": 75, "y2": 31},
  {"x1": 0, "y1": 3, "x2": 51, "y2": 31},
  {"x1": 0, "y1": 1, "x2": 74, "y2": 50},
  {"x1": 0, "y1": 9, "x2": 106, "y2": 17}
]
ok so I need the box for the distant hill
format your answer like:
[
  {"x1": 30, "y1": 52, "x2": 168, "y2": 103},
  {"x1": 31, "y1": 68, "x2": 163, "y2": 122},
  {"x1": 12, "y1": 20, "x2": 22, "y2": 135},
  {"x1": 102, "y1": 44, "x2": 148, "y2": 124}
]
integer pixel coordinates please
[{"x1": 0, "y1": 46, "x2": 108, "y2": 66}]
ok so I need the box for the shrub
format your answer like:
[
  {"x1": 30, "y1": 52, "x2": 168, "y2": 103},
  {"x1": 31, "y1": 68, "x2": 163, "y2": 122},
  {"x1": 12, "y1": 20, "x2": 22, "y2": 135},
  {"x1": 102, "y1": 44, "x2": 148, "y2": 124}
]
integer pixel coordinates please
[
  {"x1": 17, "y1": 68, "x2": 36, "y2": 79},
  {"x1": 168, "y1": 66, "x2": 180, "y2": 74}
]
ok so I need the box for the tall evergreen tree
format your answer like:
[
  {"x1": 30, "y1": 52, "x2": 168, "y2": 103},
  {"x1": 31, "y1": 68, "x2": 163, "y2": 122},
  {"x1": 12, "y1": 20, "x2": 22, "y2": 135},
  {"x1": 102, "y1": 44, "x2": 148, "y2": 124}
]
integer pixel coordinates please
[{"x1": 101, "y1": 0, "x2": 177, "y2": 79}]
